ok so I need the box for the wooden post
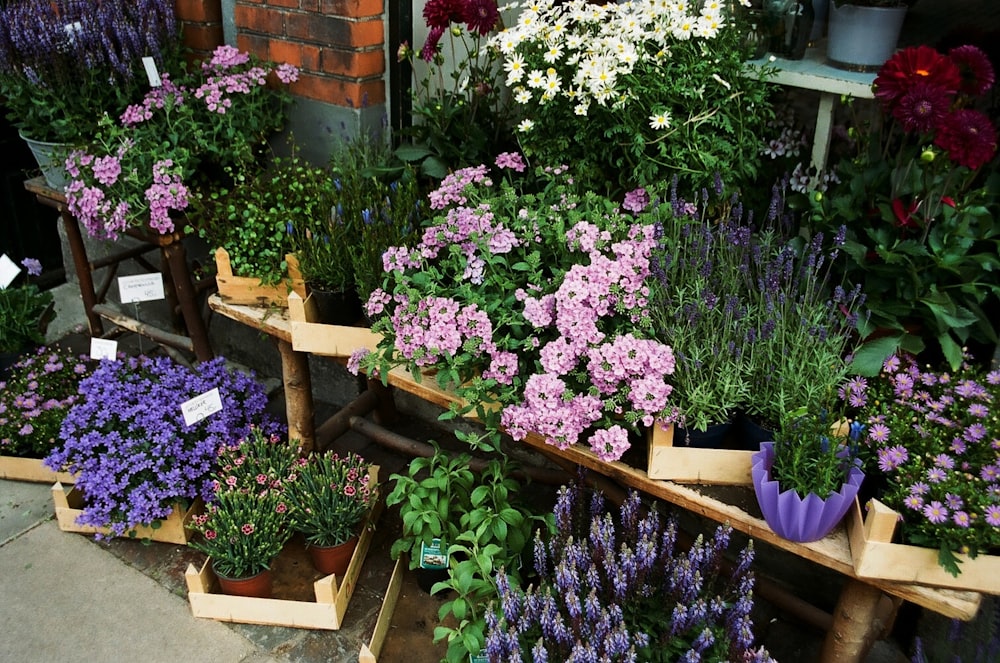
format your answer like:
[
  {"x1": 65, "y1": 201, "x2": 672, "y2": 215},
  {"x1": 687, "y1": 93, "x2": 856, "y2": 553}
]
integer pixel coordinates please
[
  {"x1": 163, "y1": 241, "x2": 214, "y2": 361},
  {"x1": 819, "y1": 579, "x2": 886, "y2": 663},
  {"x1": 277, "y1": 339, "x2": 314, "y2": 454}
]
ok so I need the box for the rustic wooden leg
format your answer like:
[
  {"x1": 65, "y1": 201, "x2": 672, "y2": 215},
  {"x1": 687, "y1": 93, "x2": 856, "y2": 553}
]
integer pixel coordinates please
[
  {"x1": 368, "y1": 378, "x2": 398, "y2": 425},
  {"x1": 820, "y1": 579, "x2": 886, "y2": 663},
  {"x1": 59, "y1": 209, "x2": 104, "y2": 335},
  {"x1": 162, "y1": 241, "x2": 213, "y2": 361},
  {"x1": 277, "y1": 338, "x2": 315, "y2": 454}
]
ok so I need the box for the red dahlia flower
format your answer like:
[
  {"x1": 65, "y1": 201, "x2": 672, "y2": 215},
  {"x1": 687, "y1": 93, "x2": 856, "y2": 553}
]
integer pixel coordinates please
[
  {"x1": 948, "y1": 45, "x2": 995, "y2": 97},
  {"x1": 463, "y1": 0, "x2": 499, "y2": 35},
  {"x1": 892, "y1": 80, "x2": 952, "y2": 134},
  {"x1": 934, "y1": 108, "x2": 998, "y2": 170},
  {"x1": 874, "y1": 45, "x2": 961, "y2": 110},
  {"x1": 423, "y1": 0, "x2": 464, "y2": 29}
]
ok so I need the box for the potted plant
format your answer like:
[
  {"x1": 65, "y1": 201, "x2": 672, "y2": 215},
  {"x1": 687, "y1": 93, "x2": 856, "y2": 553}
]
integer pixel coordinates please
[
  {"x1": 191, "y1": 152, "x2": 326, "y2": 295},
  {"x1": 488, "y1": 0, "x2": 775, "y2": 194},
  {"x1": 852, "y1": 352, "x2": 1000, "y2": 577},
  {"x1": 0, "y1": 256, "x2": 53, "y2": 367},
  {"x1": 811, "y1": 43, "x2": 999, "y2": 369},
  {"x1": 751, "y1": 404, "x2": 866, "y2": 542},
  {"x1": 485, "y1": 481, "x2": 776, "y2": 662},
  {"x1": 284, "y1": 450, "x2": 377, "y2": 575},
  {"x1": 353, "y1": 153, "x2": 678, "y2": 463},
  {"x1": 43, "y1": 354, "x2": 282, "y2": 538},
  {"x1": 0, "y1": 345, "x2": 95, "y2": 481},
  {"x1": 187, "y1": 427, "x2": 298, "y2": 597},
  {"x1": 64, "y1": 44, "x2": 299, "y2": 241},
  {"x1": 827, "y1": 0, "x2": 917, "y2": 70},
  {"x1": 0, "y1": 0, "x2": 180, "y2": 188}
]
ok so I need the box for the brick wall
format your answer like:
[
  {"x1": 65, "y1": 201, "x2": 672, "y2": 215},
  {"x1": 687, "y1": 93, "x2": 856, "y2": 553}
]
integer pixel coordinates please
[
  {"x1": 174, "y1": 0, "x2": 225, "y2": 62},
  {"x1": 233, "y1": 0, "x2": 386, "y2": 110}
]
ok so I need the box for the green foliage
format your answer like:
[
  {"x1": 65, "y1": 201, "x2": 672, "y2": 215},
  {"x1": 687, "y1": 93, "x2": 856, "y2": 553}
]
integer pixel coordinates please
[
  {"x1": 771, "y1": 408, "x2": 862, "y2": 499},
  {"x1": 284, "y1": 451, "x2": 376, "y2": 548},
  {"x1": 0, "y1": 281, "x2": 52, "y2": 354}
]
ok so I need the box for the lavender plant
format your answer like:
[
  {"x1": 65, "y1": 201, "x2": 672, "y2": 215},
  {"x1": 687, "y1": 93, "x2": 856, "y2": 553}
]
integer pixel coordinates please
[
  {"x1": 0, "y1": 345, "x2": 95, "y2": 459},
  {"x1": 485, "y1": 483, "x2": 775, "y2": 662},
  {"x1": 44, "y1": 355, "x2": 282, "y2": 538},
  {"x1": 0, "y1": 0, "x2": 180, "y2": 144}
]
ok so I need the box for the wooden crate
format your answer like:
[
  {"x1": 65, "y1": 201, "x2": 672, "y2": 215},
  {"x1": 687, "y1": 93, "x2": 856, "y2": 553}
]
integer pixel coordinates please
[
  {"x1": 0, "y1": 456, "x2": 75, "y2": 484},
  {"x1": 287, "y1": 291, "x2": 382, "y2": 358},
  {"x1": 186, "y1": 491, "x2": 384, "y2": 630},
  {"x1": 646, "y1": 421, "x2": 754, "y2": 485},
  {"x1": 214, "y1": 247, "x2": 307, "y2": 307},
  {"x1": 358, "y1": 556, "x2": 406, "y2": 662},
  {"x1": 51, "y1": 482, "x2": 201, "y2": 544},
  {"x1": 847, "y1": 497, "x2": 1000, "y2": 594}
]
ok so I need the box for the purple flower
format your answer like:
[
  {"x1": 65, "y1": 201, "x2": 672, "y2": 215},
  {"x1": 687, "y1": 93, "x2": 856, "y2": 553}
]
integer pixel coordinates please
[
  {"x1": 19, "y1": 257, "x2": 42, "y2": 276},
  {"x1": 985, "y1": 505, "x2": 1000, "y2": 527},
  {"x1": 923, "y1": 501, "x2": 949, "y2": 524}
]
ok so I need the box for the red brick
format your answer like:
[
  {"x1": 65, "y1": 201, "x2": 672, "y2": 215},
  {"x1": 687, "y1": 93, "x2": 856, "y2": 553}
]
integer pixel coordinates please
[
  {"x1": 269, "y1": 0, "x2": 300, "y2": 8},
  {"x1": 322, "y1": 0, "x2": 383, "y2": 19},
  {"x1": 235, "y1": 5, "x2": 286, "y2": 36},
  {"x1": 237, "y1": 33, "x2": 270, "y2": 59},
  {"x1": 285, "y1": 13, "x2": 382, "y2": 47},
  {"x1": 290, "y1": 72, "x2": 384, "y2": 107},
  {"x1": 269, "y1": 40, "x2": 304, "y2": 68},
  {"x1": 299, "y1": 0, "x2": 320, "y2": 11},
  {"x1": 300, "y1": 44, "x2": 322, "y2": 70},
  {"x1": 181, "y1": 23, "x2": 224, "y2": 52},
  {"x1": 174, "y1": 0, "x2": 223, "y2": 22},
  {"x1": 321, "y1": 48, "x2": 384, "y2": 78}
]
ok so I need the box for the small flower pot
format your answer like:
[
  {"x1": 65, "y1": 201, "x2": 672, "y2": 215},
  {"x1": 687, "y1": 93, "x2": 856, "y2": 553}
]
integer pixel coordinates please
[
  {"x1": 307, "y1": 284, "x2": 363, "y2": 325},
  {"x1": 751, "y1": 441, "x2": 864, "y2": 543},
  {"x1": 674, "y1": 420, "x2": 734, "y2": 449},
  {"x1": 212, "y1": 561, "x2": 273, "y2": 599},
  {"x1": 307, "y1": 535, "x2": 360, "y2": 576}
]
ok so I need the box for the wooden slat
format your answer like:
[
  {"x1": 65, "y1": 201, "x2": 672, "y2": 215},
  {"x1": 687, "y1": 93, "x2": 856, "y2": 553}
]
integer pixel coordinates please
[
  {"x1": 0, "y1": 456, "x2": 76, "y2": 484},
  {"x1": 359, "y1": 556, "x2": 406, "y2": 663},
  {"x1": 214, "y1": 247, "x2": 307, "y2": 307},
  {"x1": 208, "y1": 294, "x2": 293, "y2": 343},
  {"x1": 647, "y1": 422, "x2": 754, "y2": 485}
]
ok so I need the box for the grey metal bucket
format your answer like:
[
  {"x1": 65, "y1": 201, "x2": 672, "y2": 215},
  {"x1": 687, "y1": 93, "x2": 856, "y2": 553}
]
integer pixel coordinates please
[{"x1": 827, "y1": 3, "x2": 908, "y2": 71}]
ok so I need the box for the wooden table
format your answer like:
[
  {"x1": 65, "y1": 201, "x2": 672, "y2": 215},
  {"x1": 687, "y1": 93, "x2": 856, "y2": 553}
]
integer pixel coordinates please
[
  {"x1": 211, "y1": 294, "x2": 984, "y2": 663},
  {"x1": 25, "y1": 176, "x2": 214, "y2": 361}
]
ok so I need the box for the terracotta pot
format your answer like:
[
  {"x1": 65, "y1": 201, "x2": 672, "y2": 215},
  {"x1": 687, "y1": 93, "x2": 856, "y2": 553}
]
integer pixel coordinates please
[
  {"x1": 212, "y1": 561, "x2": 273, "y2": 598},
  {"x1": 307, "y1": 535, "x2": 359, "y2": 576}
]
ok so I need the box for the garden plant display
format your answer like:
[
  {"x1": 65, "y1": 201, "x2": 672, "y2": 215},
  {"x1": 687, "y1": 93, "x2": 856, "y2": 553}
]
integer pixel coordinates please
[
  {"x1": 44, "y1": 355, "x2": 282, "y2": 538},
  {"x1": 0, "y1": 256, "x2": 53, "y2": 355},
  {"x1": 285, "y1": 450, "x2": 377, "y2": 549},
  {"x1": 352, "y1": 152, "x2": 677, "y2": 462},
  {"x1": 853, "y1": 352, "x2": 1000, "y2": 576}
]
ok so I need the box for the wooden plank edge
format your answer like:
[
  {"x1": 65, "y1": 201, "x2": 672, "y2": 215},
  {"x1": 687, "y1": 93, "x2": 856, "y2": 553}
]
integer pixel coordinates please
[
  {"x1": 0, "y1": 456, "x2": 76, "y2": 484},
  {"x1": 332, "y1": 485, "x2": 387, "y2": 626},
  {"x1": 647, "y1": 447, "x2": 754, "y2": 485},
  {"x1": 360, "y1": 556, "x2": 406, "y2": 663},
  {"x1": 51, "y1": 482, "x2": 196, "y2": 544}
]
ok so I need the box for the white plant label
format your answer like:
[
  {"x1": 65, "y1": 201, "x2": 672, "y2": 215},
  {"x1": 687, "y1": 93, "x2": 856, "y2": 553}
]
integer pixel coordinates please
[
  {"x1": 89, "y1": 338, "x2": 118, "y2": 361},
  {"x1": 118, "y1": 273, "x2": 165, "y2": 304},
  {"x1": 142, "y1": 56, "x2": 162, "y2": 87},
  {"x1": 0, "y1": 254, "x2": 19, "y2": 289},
  {"x1": 181, "y1": 388, "x2": 223, "y2": 426}
]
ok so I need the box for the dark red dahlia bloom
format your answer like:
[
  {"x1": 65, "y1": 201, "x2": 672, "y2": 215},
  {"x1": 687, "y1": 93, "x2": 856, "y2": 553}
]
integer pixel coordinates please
[
  {"x1": 420, "y1": 25, "x2": 446, "y2": 62},
  {"x1": 463, "y1": 0, "x2": 499, "y2": 35},
  {"x1": 874, "y1": 45, "x2": 961, "y2": 109},
  {"x1": 423, "y1": 0, "x2": 464, "y2": 29},
  {"x1": 934, "y1": 108, "x2": 998, "y2": 169},
  {"x1": 948, "y1": 44, "x2": 995, "y2": 97},
  {"x1": 892, "y1": 80, "x2": 952, "y2": 134}
]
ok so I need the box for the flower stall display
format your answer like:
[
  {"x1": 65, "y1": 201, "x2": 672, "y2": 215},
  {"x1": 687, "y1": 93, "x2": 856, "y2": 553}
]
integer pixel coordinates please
[
  {"x1": 0, "y1": 345, "x2": 95, "y2": 483},
  {"x1": 43, "y1": 354, "x2": 282, "y2": 540},
  {"x1": 848, "y1": 353, "x2": 1000, "y2": 587},
  {"x1": 489, "y1": 0, "x2": 775, "y2": 194},
  {"x1": 0, "y1": 0, "x2": 180, "y2": 186},
  {"x1": 353, "y1": 153, "x2": 677, "y2": 463},
  {"x1": 187, "y1": 428, "x2": 299, "y2": 597},
  {"x1": 811, "y1": 43, "x2": 1000, "y2": 370},
  {"x1": 65, "y1": 44, "x2": 299, "y2": 241},
  {"x1": 485, "y1": 482, "x2": 776, "y2": 662},
  {"x1": 284, "y1": 451, "x2": 378, "y2": 575},
  {"x1": 0, "y1": 255, "x2": 53, "y2": 362},
  {"x1": 752, "y1": 407, "x2": 865, "y2": 542}
]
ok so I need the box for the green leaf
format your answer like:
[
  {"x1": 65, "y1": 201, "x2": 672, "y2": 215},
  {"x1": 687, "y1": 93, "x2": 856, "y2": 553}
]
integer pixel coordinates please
[
  {"x1": 848, "y1": 336, "x2": 900, "y2": 376},
  {"x1": 394, "y1": 144, "x2": 433, "y2": 161}
]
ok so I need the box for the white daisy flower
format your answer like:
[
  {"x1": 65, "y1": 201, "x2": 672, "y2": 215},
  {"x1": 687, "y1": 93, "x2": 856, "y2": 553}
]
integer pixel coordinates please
[{"x1": 649, "y1": 111, "x2": 671, "y2": 130}]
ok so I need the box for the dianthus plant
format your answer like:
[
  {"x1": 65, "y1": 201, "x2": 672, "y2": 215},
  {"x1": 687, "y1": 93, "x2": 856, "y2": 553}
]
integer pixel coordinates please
[
  {"x1": 0, "y1": 345, "x2": 95, "y2": 460},
  {"x1": 489, "y1": 0, "x2": 774, "y2": 194},
  {"x1": 44, "y1": 355, "x2": 282, "y2": 538},
  {"x1": 485, "y1": 482, "x2": 775, "y2": 662},
  {"x1": 65, "y1": 44, "x2": 299, "y2": 240},
  {"x1": 352, "y1": 152, "x2": 676, "y2": 462},
  {"x1": 851, "y1": 352, "x2": 1000, "y2": 576}
]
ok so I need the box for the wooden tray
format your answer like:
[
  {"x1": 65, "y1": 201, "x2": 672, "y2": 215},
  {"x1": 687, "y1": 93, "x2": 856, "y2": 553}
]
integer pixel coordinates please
[
  {"x1": 0, "y1": 456, "x2": 75, "y2": 484},
  {"x1": 214, "y1": 247, "x2": 307, "y2": 307},
  {"x1": 646, "y1": 422, "x2": 754, "y2": 485},
  {"x1": 847, "y1": 497, "x2": 1000, "y2": 595}
]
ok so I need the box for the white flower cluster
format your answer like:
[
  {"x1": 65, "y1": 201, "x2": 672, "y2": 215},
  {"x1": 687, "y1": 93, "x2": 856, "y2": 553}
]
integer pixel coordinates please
[{"x1": 489, "y1": 0, "x2": 749, "y2": 129}]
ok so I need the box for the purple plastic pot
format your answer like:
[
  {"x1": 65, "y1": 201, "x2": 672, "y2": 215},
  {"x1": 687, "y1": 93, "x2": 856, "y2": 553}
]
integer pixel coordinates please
[{"x1": 751, "y1": 441, "x2": 864, "y2": 543}]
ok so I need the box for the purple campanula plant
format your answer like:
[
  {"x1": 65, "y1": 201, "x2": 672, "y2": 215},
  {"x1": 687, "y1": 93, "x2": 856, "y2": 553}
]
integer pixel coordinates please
[
  {"x1": 0, "y1": 0, "x2": 180, "y2": 144},
  {"x1": 44, "y1": 354, "x2": 282, "y2": 539},
  {"x1": 352, "y1": 153, "x2": 677, "y2": 462},
  {"x1": 0, "y1": 345, "x2": 95, "y2": 459},
  {"x1": 851, "y1": 352, "x2": 1000, "y2": 577},
  {"x1": 485, "y1": 482, "x2": 775, "y2": 662}
]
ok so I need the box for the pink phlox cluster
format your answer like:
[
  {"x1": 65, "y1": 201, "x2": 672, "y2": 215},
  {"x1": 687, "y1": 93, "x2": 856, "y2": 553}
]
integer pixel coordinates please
[
  {"x1": 91, "y1": 155, "x2": 121, "y2": 187},
  {"x1": 565, "y1": 221, "x2": 610, "y2": 253},
  {"x1": 382, "y1": 245, "x2": 422, "y2": 273},
  {"x1": 144, "y1": 159, "x2": 189, "y2": 234},
  {"x1": 589, "y1": 425, "x2": 632, "y2": 462},
  {"x1": 65, "y1": 180, "x2": 129, "y2": 240},
  {"x1": 275, "y1": 63, "x2": 300, "y2": 84},
  {"x1": 494, "y1": 151, "x2": 526, "y2": 172},
  {"x1": 521, "y1": 292, "x2": 555, "y2": 328},
  {"x1": 120, "y1": 76, "x2": 186, "y2": 126},
  {"x1": 364, "y1": 288, "x2": 393, "y2": 318},
  {"x1": 391, "y1": 296, "x2": 494, "y2": 368},
  {"x1": 428, "y1": 164, "x2": 491, "y2": 210},
  {"x1": 205, "y1": 44, "x2": 250, "y2": 70},
  {"x1": 501, "y1": 373, "x2": 603, "y2": 450}
]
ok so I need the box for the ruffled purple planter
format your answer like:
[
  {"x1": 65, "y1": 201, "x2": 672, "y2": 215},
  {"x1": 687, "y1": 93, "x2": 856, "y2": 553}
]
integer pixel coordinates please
[{"x1": 751, "y1": 442, "x2": 864, "y2": 543}]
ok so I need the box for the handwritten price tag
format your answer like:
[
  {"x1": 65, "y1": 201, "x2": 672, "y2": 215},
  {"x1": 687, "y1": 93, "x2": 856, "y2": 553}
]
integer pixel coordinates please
[
  {"x1": 181, "y1": 388, "x2": 223, "y2": 426},
  {"x1": 118, "y1": 273, "x2": 165, "y2": 304},
  {"x1": 142, "y1": 56, "x2": 162, "y2": 88},
  {"x1": 90, "y1": 338, "x2": 118, "y2": 361},
  {"x1": 0, "y1": 254, "x2": 19, "y2": 289}
]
